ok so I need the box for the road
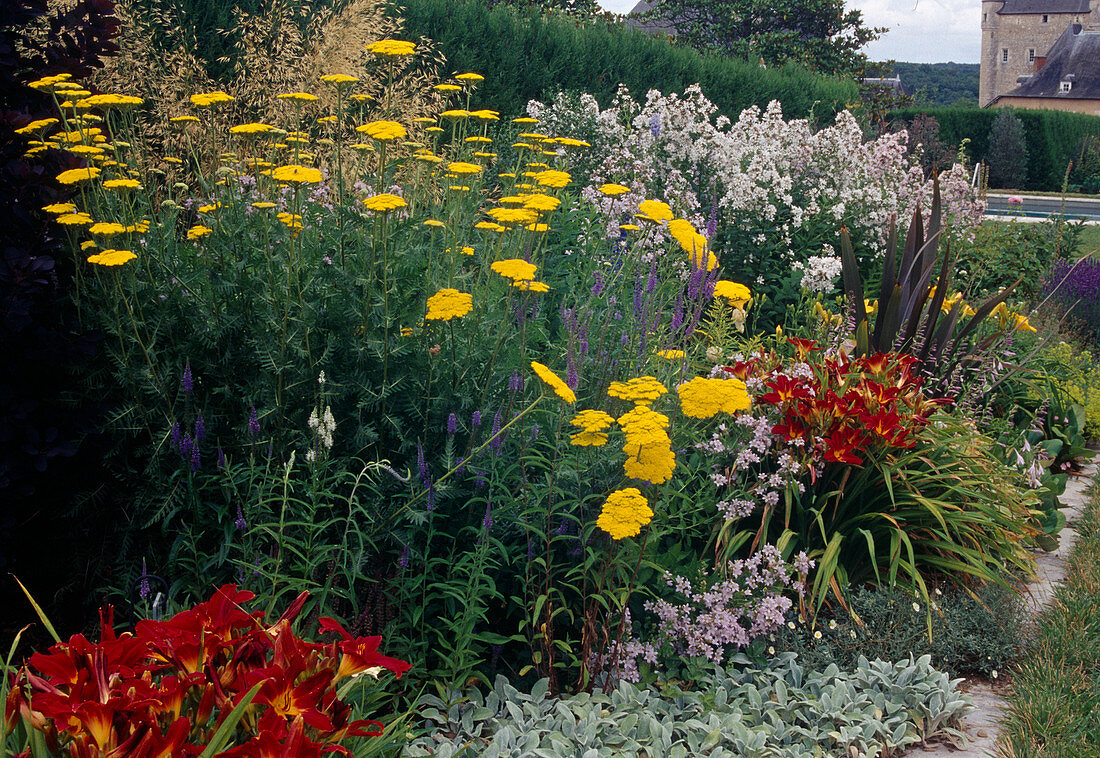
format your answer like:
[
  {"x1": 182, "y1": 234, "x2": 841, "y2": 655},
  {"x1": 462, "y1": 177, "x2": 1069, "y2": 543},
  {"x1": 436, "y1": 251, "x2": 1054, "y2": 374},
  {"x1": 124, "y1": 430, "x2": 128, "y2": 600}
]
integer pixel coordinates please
[{"x1": 985, "y1": 192, "x2": 1100, "y2": 221}]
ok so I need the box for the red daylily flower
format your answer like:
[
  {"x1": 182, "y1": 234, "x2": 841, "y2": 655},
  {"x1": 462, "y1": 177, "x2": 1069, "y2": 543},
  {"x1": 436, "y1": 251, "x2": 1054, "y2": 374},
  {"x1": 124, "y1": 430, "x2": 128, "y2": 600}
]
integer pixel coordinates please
[
  {"x1": 786, "y1": 337, "x2": 821, "y2": 360},
  {"x1": 318, "y1": 618, "x2": 412, "y2": 680},
  {"x1": 823, "y1": 426, "x2": 868, "y2": 465},
  {"x1": 758, "y1": 375, "x2": 813, "y2": 406}
]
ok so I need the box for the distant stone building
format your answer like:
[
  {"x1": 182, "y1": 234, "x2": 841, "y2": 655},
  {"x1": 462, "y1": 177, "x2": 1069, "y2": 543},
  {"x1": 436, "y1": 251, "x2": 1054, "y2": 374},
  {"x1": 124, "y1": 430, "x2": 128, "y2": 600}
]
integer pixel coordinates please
[{"x1": 980, "y1": 0, "x2": 1100, "y2": 114}]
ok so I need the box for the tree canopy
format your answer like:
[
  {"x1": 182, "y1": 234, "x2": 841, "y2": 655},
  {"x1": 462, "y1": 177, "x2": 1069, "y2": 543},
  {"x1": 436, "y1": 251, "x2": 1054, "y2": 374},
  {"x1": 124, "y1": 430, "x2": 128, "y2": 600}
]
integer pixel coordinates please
[{"x1": 642, "y1": 0, "x2": 884, "y2": 77}]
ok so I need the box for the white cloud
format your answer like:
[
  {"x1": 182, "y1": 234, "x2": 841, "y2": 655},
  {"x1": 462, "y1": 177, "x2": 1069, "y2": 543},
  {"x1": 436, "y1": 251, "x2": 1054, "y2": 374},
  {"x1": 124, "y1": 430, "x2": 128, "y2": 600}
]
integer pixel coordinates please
[
  {"x1": 598, "y1": 0, "x2": 638, "y2": 12},
  {"x1": 851, "y1": 0, "x2": 980, "y2": 62},
  {"x1": 597, "y1": 0, "x2": 982, "y2": 63}
]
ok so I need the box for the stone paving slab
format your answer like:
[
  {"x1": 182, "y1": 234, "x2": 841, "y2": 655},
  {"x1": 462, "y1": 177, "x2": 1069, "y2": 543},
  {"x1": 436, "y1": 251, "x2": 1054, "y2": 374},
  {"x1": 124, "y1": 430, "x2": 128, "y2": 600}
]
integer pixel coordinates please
[{"x1": 904, "y1": 459, "x2": 1096, "y2": 757}]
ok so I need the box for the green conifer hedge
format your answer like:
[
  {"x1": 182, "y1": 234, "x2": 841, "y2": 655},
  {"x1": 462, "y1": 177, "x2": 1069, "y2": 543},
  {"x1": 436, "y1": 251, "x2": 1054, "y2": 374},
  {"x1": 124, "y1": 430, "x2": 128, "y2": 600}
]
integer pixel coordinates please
[
  {"x1": 396, "y1": 0, "x2": 858, "y2": 121},
  {"x1": 890, "y1": 106, "x2": 1100, "y2": 191}
]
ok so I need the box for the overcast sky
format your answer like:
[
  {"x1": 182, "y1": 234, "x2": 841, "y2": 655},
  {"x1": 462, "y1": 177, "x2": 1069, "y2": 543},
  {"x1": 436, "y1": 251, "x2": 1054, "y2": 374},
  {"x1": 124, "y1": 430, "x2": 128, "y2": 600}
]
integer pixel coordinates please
[{"x1": 596, "y1": 0, "x2": 981, "y2": 64}]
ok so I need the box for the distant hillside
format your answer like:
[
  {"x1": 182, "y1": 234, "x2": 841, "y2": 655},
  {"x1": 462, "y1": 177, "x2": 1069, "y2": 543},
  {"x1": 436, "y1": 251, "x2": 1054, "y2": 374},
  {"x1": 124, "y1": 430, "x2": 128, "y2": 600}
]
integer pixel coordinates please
[{"x1": 880, "y1": 62, "x2": 980, "y2": 107}]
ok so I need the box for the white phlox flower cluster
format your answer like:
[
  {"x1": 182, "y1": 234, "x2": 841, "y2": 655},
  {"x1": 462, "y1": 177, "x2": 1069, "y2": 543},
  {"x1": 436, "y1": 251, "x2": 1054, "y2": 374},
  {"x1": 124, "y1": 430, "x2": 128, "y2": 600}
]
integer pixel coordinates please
[{"x1": 793, "y1": 254, "x2": 843, "y2": 293}]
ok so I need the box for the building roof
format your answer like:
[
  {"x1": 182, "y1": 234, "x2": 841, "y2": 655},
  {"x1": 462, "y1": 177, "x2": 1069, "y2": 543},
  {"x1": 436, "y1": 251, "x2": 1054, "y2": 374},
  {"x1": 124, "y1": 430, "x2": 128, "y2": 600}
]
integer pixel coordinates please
[
  {"x1": 997, "y1": 0, "x2": 1091, "y2": 14},
  {"x1": 622, "y1": 0, "x2": 677, "y2": 35},
  {"x1": 1007, "y1": 24, "x2": 1100, "y2": 98}
]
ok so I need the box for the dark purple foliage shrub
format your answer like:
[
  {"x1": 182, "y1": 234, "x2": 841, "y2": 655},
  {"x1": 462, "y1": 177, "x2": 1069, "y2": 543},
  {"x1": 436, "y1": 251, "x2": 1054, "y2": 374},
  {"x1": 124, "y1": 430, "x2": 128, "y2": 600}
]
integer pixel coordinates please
[{"x1": 1042, "y1": 258, "x2": 1100, "y2": 343}]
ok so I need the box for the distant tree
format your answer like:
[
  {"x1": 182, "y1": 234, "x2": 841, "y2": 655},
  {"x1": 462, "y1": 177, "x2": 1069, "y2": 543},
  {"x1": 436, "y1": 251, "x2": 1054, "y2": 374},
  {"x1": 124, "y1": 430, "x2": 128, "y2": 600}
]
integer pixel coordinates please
[
  {"x1": 987, "y1": 109, "x2": 1029, "y2": 189},
  {"x1": 881, "y1": 62, "x2": 980, "y2": 108},
  {"x1": 489, "y1": 0, "x2": 600, "y2": 18},
  {"x1": 643, "y1": 0, "x2": 884, "y2": 77}
]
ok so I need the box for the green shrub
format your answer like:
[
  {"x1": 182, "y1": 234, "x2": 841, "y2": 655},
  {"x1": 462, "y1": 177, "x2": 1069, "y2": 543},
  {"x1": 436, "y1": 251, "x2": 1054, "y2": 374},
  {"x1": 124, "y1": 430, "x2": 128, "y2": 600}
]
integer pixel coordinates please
[
  {"x1": 1039, "y1": 341, "x2": 1100, "y2": 441},
  {"x1": 771, "y1": 583, "x2": 1024, "y2": 679},
  {"x1": 397, "y1": 0, "x2": 857, "y2": 120},
  {"x1": 889, "y1": 106, "x2": 1100, "y2": 192},
  {"x1": 953, "y1": 219, "x2": 1080, "y2": 298}
]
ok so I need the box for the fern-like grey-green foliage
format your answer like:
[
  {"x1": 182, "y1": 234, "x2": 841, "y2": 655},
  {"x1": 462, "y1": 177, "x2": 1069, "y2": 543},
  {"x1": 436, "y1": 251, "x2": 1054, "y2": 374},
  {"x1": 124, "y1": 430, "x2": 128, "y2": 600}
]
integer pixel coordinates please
[{"x1": 404, "y1": 654, "x2": 971, "y2": 758}]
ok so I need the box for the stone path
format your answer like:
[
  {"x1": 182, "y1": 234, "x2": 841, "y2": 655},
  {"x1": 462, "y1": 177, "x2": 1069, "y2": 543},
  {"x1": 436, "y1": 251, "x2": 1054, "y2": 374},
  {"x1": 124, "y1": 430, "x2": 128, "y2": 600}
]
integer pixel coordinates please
[{"x1": 907, "y1": 458, "x2": 1097, "y2": 757}]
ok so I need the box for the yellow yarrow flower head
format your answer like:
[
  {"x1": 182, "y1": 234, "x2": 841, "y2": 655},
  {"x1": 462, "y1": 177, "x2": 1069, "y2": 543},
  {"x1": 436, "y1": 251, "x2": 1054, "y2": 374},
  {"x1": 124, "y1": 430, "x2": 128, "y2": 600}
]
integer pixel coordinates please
[
  {"x1": 433, "y1": 83, "x2": 462, "y2": 92},
  {"x1": 637, "y1": 199, "x2": 673, "y2": 223},
  {"x1": 277, "y1": 92, "x2": 319, "y2": 102},
  {"x1": 513, "y1": 117, "x2": 538, "y2": 124},
  {"x1": 103, "y1": 178, "x2": 141, "y2": 191},
  {"x1": 362, "y1": 193, "x2": 407, "y2": 212},
  {"x1": 456, "y1": 72, "x2": 485, "y2": 81},
  {"x1": 88, "y1": 221, "x2": 128, "y2": 236},
  {"x1": 55, "y1": 167, "x2": 101, "y2": 184},
  {"x1": 87, "y1": 249, "x2": 136, "y2": 266},
  {"x1": 512, "y1": 280, "x2": 549, "y2": 292},
  {"x1": 357, "y1": 120, "x2": 407, "y2": 141},
  {"x1": 712, "y1": 280, "x2": 752, "y2": 309},
  {"x1": 617, "y1": 406, "x2": 675, "y2": 483},
  {"x1": 15, "y1": 118, "x2": 59, "y2": 135},
  {"x1": 597, "y1": 488, "x2": 653, "y2": 540},
  {"x1": 569, "y1": 409, "x2": 615, "y2": 447},
  {"x1": 187, "y1": 225, "x2": 213, "y2": 240},
  {"x1": 276, "y1": 212, "x2": 303, "y2": 231},
  {"x1": 230, "y1": 122, "x2": 275, "y2": 135},
  {"x1": 43, "y1": 202, "x2": 77, "y2": 215},
  {"x1": 522, "y1": 193, "x2": 561, "y2": 211},
  {"x1": 475, "y1": 221, "x2": 506, "y2": 232},
  {"x1": 598, "y1": 183, "x2": 631, "y2": 196},
  {"x1": 55, "y1": 212, "x2": 94, "y2": 226},
  {"x1": 532, "y1": 169, "x2": 570, "y2": 188},
  {"x1": 189, "y1": 91, "x2": 234, "y2": 108},
  {"x1": 368, "y1": 39, "x2": 417, "y2": 56},
  {"x1": 487, "y1": 207, "x2": 538, "y2": 226},
  {"x1": 617, "y1": 405, "x2": 670, "y2": 439},
  {"x1": 423, "y1": 219, "x2": 445, "y2": 228},
  {"x1": 608, "y1": 376, "x2": 668, "y2": 405},
  {"x1": 320, "y1": 73, "x2": 360, "y2": 84},
  {"x1": 491, "y1": 258, "x2": 537, "y2": 281},
  {"x1": 677, "y1": 376, "x2": 751, "y2": 419},
  {"x1": 624, "y1": 445, "x2": 676, "y2": 484},
  {"x1": 77, "y1": 94, "x2": 143, "y2": 109},
  {"x1": 445, "y1": 245, "x2": 474, "y2": 256},
  {"x1": 530, "y1": 361, "x2": 576, "y2": 404},
  {"x1": 447, "y1": 161, "x2": 482, "y2": 175},
  {"x1": 469, "y1": 109, "x2": 500, "y2": 121},
  {"x1": 425, "y1": 288, "x2": 473, "y2": 321},
  {"x1": 271, "y1": 164, "x2": 323, "y2": 184}
]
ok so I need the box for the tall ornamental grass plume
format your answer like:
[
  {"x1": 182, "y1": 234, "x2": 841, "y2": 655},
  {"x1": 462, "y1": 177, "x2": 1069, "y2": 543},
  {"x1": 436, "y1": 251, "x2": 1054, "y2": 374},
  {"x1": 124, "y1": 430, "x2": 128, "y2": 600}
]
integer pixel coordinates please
[
  {"x1": 1042, "y1": 257, "x2": 1100, "y2": 343},
  {"x1": 89, "y1": 0, "x2": 445, "y2": 172}
]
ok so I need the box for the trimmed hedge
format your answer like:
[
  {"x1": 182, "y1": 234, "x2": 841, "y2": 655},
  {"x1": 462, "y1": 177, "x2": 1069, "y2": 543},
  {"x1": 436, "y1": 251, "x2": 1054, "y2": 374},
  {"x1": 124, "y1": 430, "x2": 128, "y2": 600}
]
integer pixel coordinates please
[
  {"x1": 396, "y1": 0, "x2": 858, "y2": 121},
  {"x1": 889, "y1": 106, "x2": 1100, "y2": 191}
]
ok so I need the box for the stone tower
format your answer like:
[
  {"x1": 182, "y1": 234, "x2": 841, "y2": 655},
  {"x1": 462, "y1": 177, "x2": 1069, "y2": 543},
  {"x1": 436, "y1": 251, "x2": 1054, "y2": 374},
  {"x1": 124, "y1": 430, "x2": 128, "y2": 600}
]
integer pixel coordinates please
[{"x1": 980, "y1": 1, "x2": 1094, "y2": 106}]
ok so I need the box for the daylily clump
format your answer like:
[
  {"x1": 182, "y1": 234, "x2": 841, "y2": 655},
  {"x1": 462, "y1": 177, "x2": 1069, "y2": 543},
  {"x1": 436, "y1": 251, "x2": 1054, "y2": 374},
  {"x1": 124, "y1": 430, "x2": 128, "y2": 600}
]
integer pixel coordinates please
[{"x1": 7, "y1": 586, "x2": 409, "y2": 756}]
